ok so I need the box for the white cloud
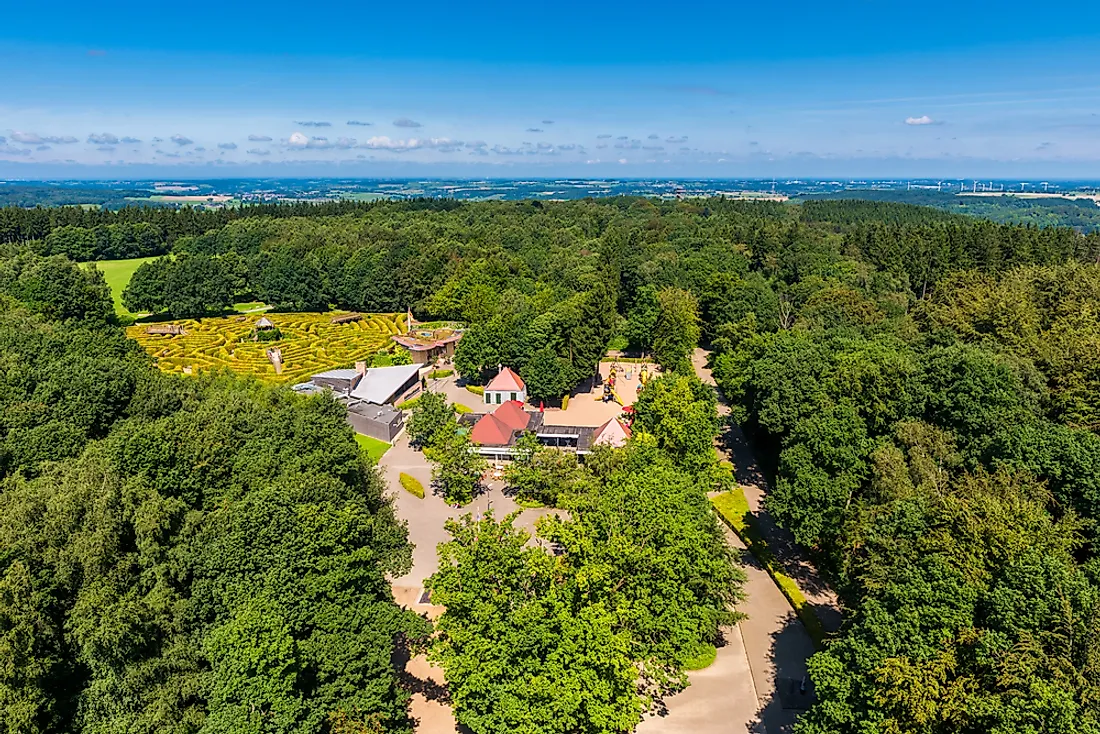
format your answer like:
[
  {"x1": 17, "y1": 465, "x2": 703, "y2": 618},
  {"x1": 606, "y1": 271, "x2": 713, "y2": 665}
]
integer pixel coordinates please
[
  {"x1": 0, "y1": 144, "x2": 31, "y2": 156},
  {"x1": 218, "y1": 142, "x2": 238, "y2": 150},
  {"x1": 170, "y1": 134, "x2": 194, "y2": 146},
  {"x1": 393, "y1": 118, "x2": 422, "y2": 128},
  {"x1": 905, "y1": 115, "x2": 937, "y2": 126},
  {"x1": 11, "y1": 131, "x2": 77, "y2": 144},
  {"x1": 347, "y1": 120, "x2": 372, "y2": 126},
  {"x1": 87, "y1": 133, "x2": 119, "y2": 145},
  {"x1": 247, "y1": 148, "x2": 270, "y2": 156},
  {"x1": 295, "y1": 120, "x2": 331, "y2": 127},
  {"x1": 121, "y1": 136, "x2": 142, "y2": 144},
  {"x1": 361, "y1": 136, "x2": 460, "y2": 152},
  {"x1": 248, "y1": 134, "x2": 272, "y2": 142}
]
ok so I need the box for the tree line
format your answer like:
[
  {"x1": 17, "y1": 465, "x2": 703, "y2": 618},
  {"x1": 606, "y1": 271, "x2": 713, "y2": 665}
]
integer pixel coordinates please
[
  {"x1": 711, "y1": 261, "x2": 1100, "y2": 733},
  {"x1": 0, "y1": 252, "x2": 425, "y2": 733}
]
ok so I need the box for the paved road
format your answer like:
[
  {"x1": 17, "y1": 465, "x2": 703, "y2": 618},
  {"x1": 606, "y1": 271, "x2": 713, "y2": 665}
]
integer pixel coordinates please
[{"x1": 691, "y1": 348, "x2": 842, "y2": 634}]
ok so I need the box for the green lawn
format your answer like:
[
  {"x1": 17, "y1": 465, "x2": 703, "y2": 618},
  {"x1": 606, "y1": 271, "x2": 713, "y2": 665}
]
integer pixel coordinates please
[
  {"x1": 88, "y1": 256, "x2": 160, "y2": 316},
  {"x1": 354, "y1": 433, "x2": 392, "y2": 463},
  {"x1": 231, "y1": 301, "x2": 271, "y2": 313}
]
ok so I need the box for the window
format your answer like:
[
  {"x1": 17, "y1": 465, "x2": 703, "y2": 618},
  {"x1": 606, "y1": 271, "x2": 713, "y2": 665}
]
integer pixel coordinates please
[
  {"x1": 510, "y1": 392, "x2": 517, "y2": 402},
  {"x1": 496, "y1": 392, "x2": 502, "y2": 404},
  {"x1": 485, "y1": 392, "x2": 491, "y2": 404}
]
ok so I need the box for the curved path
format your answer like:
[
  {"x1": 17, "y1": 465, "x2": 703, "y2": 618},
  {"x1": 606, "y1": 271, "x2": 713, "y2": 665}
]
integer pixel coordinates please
[{"x1": 638, "y1": 350, "x2": 840, "y2": 733}]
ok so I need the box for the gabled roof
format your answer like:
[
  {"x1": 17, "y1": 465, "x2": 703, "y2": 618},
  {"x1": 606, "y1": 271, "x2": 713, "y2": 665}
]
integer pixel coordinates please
[
  {"x1": 492, "y1": 400, "x2": 530, "y2": 432},
  {"x1": 470, "y1": 413, "x2": 515, "y2": 446},
  {"x1": 486, "y1": 366, "x2": 525, "y2": 393},
  {"x1": 256, "y1": 316, "x2": 274, "y2": 329},
  {"x1": 349, "y1": 363, "x2": 421, "y2": 404},
  {"x1": 592, "y1": 418, "x2": 632, "y2": 448}
]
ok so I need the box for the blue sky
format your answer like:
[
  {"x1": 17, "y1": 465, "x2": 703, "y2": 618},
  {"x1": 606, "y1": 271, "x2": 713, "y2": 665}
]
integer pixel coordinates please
[{"x1": 2, "y1": 0, "x2": 1100, "y2": 179}]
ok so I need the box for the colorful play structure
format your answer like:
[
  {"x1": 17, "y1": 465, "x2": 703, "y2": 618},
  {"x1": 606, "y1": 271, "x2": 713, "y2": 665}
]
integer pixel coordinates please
[{"x1": 598, "y1": 362, "x2": 653, "y2": 405}]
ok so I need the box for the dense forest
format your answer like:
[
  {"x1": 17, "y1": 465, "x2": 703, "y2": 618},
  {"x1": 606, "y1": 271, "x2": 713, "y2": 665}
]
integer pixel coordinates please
[
  {"x1": 0, "y1": 256, "x2": 427, "y2": 732},
  {"x1": 2, "y1": 195, "x2": 1100, "y2": 732}
]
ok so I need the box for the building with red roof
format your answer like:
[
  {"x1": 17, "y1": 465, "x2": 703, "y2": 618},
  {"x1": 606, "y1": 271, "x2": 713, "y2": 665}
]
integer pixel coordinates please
[
  {"x1": 484, "y1": 366, "x2": 526, "y2": 406},
  {"x1": 469, "y1": 400, "x2": 540, "y2": 448}
]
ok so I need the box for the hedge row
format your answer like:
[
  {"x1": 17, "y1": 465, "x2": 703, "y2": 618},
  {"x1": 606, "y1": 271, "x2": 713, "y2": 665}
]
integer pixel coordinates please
[
  {"x1": 399, "y1": 472, "x2": 425, "y2": 499},
  {"x1": 711, "y1": 489, "x2": 826, "y2": 648},
  {"x1": 428, "y1": 368, "x2": 455, "y2": 379},
  {"x1": 465, "y1": 385, "x2": 485, "y2": 396}
]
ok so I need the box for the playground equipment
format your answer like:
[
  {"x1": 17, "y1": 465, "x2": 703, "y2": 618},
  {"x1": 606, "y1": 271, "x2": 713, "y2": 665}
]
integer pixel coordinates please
[{"x1": 601, "y1": 383, "x2": 624, "y2": 405}]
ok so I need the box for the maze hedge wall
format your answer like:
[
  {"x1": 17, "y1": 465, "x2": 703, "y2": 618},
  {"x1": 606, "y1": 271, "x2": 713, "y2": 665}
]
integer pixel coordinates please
[{"x1": 128, "y1": 312, "x2": 406, "y2": 384}]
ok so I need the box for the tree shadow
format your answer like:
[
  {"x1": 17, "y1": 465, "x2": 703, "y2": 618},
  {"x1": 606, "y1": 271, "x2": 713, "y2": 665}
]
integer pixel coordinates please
[
  {"x1": 734, "y1": 545, "x2": 819, "y2": 734},
  {"x1": 392, "y1": 634, "x2": 452, "y2": 705}
]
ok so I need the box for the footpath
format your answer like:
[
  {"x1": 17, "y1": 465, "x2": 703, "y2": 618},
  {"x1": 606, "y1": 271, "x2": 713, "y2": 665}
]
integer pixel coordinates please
[{"x1": 641, "y1": 349, "x2": 841, "y2": 733}]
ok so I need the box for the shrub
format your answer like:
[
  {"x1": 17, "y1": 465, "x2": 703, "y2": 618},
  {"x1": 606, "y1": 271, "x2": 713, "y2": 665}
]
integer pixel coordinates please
[
  {"x1": 465, "y1": 384, "x2": 484, "y2": 396},
  {"x1": 399, "y1": 472, "x2": 425, "y2": 499},
  {"x1": 682, "y1": 643, "x2": 717, "y2": 671},
  {"x1": 428, "y1": 369, "x2": 454, "y2": 379},
  {"x1": 398, "y1": 396, "x2": 421, "y2": 410},
  {"x1": 454, "y1": 403, "x2": 473, "y2": 414}
]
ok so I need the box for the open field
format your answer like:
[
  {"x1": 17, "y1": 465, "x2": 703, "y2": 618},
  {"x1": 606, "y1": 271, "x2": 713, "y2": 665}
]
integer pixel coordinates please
[
  {"x1": 88, "y1": 256, "x2": 160, "y2": 316},
  {"x1": 127, "y1": 311, "x2": 407, "y2": 383}
]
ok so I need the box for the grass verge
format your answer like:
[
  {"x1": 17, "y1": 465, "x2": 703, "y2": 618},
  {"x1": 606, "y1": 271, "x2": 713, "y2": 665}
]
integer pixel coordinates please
[
  {"x1": 711, "y1": 488, "x2": 827, "y2": 648},
  {"x1": 399, "y1": 472, "x2": 425, "y2": 499},
  {"x1": 354, "y1": 433, "x2": 391, "y2": 463}
]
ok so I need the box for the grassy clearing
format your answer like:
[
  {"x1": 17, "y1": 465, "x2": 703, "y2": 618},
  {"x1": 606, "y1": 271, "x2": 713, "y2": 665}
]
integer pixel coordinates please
[
  {"x1": 127, "y1": 311, "x2": 406, "y2": 384},
  {"x1": 399, "y1": 472, "x2": 425, "y2": 498},
  {"x1": 711, "y1": 488, "x2": 827, "y2": 648},
  {"x1": 88, "y1": 257, "x2": 160, "y2": 316},
  {"x1": 232, "y1": 301, "x2": 271, "y2": 313},
  {"x1": 354, "y1": 433, "x2": 391, "y2": 463}
]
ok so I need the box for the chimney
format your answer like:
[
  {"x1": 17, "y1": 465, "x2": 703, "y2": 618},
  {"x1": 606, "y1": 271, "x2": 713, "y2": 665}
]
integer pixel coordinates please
[{"x1": 355, "y1": 361, "x2": 368, "y2": 376}]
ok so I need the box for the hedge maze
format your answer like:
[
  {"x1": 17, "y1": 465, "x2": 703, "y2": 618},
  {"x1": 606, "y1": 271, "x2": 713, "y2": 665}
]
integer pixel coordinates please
[{"x1": 128, "y1": 312, "x2": 406, "y2": 383}]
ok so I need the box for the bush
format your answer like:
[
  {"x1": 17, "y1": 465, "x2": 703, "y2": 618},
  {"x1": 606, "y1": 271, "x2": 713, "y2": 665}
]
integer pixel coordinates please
[
  {"x1": 682, "y1": 643, "x2": 717, "y2": 671},
  {"x1": 455, "y1": 403, "x2": 473, "y2": 414},
  {"x1": 465, "y1": 384, "x2": 484, "y2": 396},
  {"x1": 429, "y1": 369, "x2": 454, "y2": 379},
  {"x1": 397, "y1": 396, "x2": 420, "y2": 411},
  {"x1": 561, "y1": 394, "x2": 570, "y2": 410},
  {"x1": 399, "y1": 472, "x2": 425, "y2": 499}
]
